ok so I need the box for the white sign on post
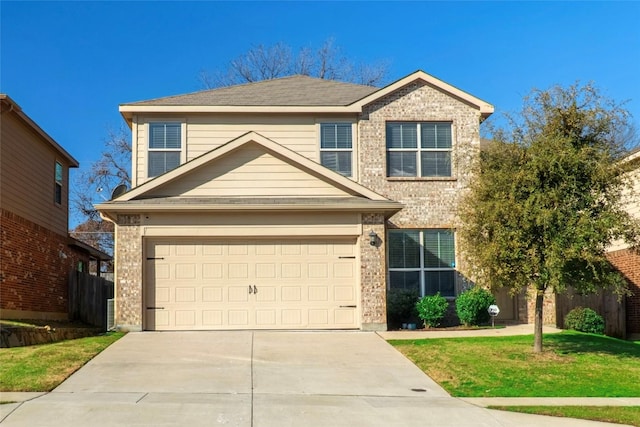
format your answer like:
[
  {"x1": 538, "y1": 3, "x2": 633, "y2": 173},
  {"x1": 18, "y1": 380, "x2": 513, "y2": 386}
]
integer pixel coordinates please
[{"x1": 488, "y1": 304, "x2": 500, "y2": 327}]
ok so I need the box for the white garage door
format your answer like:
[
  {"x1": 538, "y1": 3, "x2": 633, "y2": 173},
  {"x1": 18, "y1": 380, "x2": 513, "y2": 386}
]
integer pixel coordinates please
[{"x1": 144, "y1": 239, "x2": 359, "y2": 330}]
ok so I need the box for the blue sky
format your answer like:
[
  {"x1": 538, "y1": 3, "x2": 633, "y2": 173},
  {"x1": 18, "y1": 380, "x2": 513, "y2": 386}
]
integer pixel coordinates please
[{"x1": 2, "y1": 1, "x2": 639, "y2": 225}]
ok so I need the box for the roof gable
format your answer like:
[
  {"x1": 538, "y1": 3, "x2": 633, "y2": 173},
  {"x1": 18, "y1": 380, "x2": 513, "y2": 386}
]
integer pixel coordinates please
[{"x1": 115, "y1": 131, "x2": 390, "y2": 202}]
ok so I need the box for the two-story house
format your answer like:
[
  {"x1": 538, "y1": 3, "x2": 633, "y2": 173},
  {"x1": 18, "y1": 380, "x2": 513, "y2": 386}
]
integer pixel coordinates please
[
  {"x1": 1, "y1": 94, "x2": 110, "y2": 321},
  {"x1": 97, "y1": 71, "x2": 494, "y2": 331}
]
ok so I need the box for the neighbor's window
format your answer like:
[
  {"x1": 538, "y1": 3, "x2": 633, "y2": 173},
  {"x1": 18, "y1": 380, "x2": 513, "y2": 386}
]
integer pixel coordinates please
[
  {"x1": 388, "y1": 229, "x2": 456, "y2": 297},
  {"x1": 54, "y1": 161, "x2": 63, "y2": 204},
  {"x1": 320, "y1": 123, "x2": 352, "y2": 176},
  {"x1": 386, "y1": 122, "x2": 452, "y2": 177},
  {"x1": 148, "y1": 122, "x2": 181, "y2": 177}
]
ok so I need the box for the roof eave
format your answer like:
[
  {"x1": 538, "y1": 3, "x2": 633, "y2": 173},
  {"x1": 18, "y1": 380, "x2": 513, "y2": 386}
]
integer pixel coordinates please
[{"x1": 96, "y1": 201, "x2": 404, "y2": 215}]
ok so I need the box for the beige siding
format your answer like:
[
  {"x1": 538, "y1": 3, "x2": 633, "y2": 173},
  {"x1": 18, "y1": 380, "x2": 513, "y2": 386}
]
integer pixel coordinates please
[
  {"x1": 133, "y1": 114, "x2": 357, "y2": 187},
  {"x1": 145, "y1": 143, "x2": 350, "y2": 198},
  {"x1": 609, "y1": 165, "x2": 640, "y2": 252},
  {"x1": 139, "y1": 212, "x2": 362, "y2": 237},
  {"x1": 0, "y1": 113, "x2": 70, "y2": 234}
]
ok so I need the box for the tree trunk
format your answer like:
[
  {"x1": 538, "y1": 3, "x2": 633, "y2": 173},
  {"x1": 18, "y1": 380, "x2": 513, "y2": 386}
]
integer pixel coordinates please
[{"x1": 533, "y1": 289, "x2": 544, "y2": 353}]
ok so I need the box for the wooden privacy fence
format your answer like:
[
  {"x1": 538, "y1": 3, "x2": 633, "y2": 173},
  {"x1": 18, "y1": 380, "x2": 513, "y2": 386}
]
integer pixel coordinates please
[
  {"x1": 69, "y1": 270, "x2": 114, "y2": 331},
  {"x1": 555, "y1": 287, "x2": 626, "y2": 339}
]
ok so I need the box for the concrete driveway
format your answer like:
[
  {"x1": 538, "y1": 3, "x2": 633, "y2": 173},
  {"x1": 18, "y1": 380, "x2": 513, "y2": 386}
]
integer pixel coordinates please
[{"x1": 0, "y1": 331, "x2": 625, "y2": 426}]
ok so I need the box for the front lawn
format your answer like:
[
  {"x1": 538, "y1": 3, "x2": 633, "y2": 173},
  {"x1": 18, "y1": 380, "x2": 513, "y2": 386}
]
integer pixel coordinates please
[
  {"x1": 389, "y1": 331, "x2": 640, "y2": 397},
  {"x1": 0, "y1": 332, "x2": 124, "y2": 392}
]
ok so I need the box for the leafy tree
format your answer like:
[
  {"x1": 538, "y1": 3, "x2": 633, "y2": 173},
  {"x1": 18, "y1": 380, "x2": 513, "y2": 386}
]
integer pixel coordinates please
[
  {"x1": 458, "y1": 83, "x2": 640, "y2": 352},
  {"x1": 199, "y1": 38, "x2": 389, "y2": 88}
]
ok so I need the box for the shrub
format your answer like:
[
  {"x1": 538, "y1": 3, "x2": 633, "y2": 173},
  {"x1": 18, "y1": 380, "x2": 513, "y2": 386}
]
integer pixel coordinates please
[
  {"x1": 455, "y1": 286, "x2": 496, "y2": 326},
  {"x1": 386, "y1": 288, "x2": 420, "y2": 328},
  {"x1": 416, "y1": 293, "x2": 449, "y2": 328},
  {"x1": 564, "y1": 307, "x2": 605, "y2": 334}
]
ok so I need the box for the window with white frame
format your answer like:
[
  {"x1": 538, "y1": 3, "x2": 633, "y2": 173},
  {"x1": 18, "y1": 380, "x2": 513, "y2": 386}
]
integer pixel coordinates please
[
  {"x1": 320, "y1": 123, "x2": 352, "y2": 176},
  {"x1": 388, "y1": 229, "x2": 456, "y2": 297},
  {"x1": 54, "y1": 161, "x2": 63, "y2": 204},
  {"x1": 148, "y1": 122, "x2": 181, "y2": 177},
  {"x1": 386, "y1": 122, "x2": 452, "y2": 177}
]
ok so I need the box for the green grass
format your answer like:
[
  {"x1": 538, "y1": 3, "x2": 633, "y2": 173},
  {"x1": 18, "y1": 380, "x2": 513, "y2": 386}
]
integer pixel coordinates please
[
  {"x1": 0, "y1": 332, "x2": 124, "y2": 392},
  {"x1": 390, "y1": 331, "x2": 640, "y2": 397},
  {"x1": 489, "y1": 406, "x2": 640, "y2": 426}
]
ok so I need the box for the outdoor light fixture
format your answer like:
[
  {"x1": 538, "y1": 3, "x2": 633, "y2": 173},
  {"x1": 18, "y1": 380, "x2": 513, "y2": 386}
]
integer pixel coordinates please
[{"x1": 369, "y1": 230, "x2": 377, "y2": 246}]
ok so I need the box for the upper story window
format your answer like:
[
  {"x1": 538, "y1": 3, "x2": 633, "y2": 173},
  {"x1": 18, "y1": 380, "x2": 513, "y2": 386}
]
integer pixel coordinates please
[
  {"x1": 388, "y1": 229, "x2": 456, "y2": 297},
  {"x1": 54, "y1": 161, "x2": 63, "y2": 204},
  {"x1": 148, "y1": 122, "x2": 181, "y2": 177},
  {"x1": 386, "y1": 122, "x2": 452, "y2": 177},
  {"x1": 320, "y1": 123, "x2": 352, "y2": 177}
]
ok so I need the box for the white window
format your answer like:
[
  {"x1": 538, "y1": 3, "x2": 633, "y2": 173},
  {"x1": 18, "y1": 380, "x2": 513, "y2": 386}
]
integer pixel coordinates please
[
  {"x1": 386, "y1": 122, "x2": 452, "y2": 177},
  {"x1": 320, "y1": 123, "x2": 352, "y2": 176},
  {"x1": 148, "y1": 123, "x2": 181, "y2": 177},
  {"x1": 388, "y1": 229, "x2": 456, "y2": 297},
  {"x1": 54, "y1": 161, "x2": 63, "y2": 204}
]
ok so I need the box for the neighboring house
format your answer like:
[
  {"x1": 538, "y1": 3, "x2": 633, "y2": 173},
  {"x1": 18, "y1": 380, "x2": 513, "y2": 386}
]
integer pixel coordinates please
[
  {"x1": 607, "y1": 148, "x2": 640, "y2": 337},
  {"x1": 97, "y1": 71, "x2": 494, "y2": 331},
  {"x1": 0, "y1": 94, "x2": 110, "y2": 321}
]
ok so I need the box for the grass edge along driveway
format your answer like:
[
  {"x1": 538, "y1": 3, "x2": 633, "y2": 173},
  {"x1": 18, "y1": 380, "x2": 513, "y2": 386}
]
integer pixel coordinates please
[
  {"x1": 390, "y1": 331, "x2": 640, "y2": 426},
  {"x1": 0, "y1": 332, "x2": 124, "y2": 392}
]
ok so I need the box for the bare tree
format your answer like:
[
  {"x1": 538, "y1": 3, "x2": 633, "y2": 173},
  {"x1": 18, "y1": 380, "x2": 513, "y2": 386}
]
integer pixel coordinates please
[{"x1": 199, "y1": 38, "x2": 389, "y2": 88}]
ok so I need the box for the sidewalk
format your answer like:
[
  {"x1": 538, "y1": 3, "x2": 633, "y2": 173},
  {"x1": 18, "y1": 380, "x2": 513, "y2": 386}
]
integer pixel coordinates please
[{"x1": 377, "y1": 323, "x2": 563, "y2": 340}]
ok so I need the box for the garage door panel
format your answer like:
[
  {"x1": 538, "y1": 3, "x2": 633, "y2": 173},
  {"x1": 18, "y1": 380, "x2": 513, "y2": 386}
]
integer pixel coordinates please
[{"x1": 145, "y1": 239, "x2": 358, "y2": 330}]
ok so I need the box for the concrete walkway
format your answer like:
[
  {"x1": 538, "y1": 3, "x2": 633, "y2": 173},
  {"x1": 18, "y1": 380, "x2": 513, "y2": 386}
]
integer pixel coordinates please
[{"x1": 0, "y1": 329, "x2": 633, "y2": 427}]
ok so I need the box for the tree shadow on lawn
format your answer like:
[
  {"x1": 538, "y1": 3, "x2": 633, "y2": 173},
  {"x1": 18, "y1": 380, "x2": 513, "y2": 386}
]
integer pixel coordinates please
[{"x1": 544, "y1": 332, "x2": 640, "y2": 358}]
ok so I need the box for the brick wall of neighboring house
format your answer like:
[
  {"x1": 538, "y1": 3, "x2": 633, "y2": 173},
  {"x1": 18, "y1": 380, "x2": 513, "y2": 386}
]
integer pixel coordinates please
[
  {"x1": 114, "y1": 214, "x2": 143, "y2": 331},
  {"x1": 525, "y1": 288, "x2": 557, "y2": 325},
  {"x1": 0, "y1": 209, "x2": 89, "y2": 320},
  {"x1": 608, "y1": 248, "x2": 640, "y2": 334},
  {"x1": 358, "y1": 80, "x2": 483, "y2": 293}
]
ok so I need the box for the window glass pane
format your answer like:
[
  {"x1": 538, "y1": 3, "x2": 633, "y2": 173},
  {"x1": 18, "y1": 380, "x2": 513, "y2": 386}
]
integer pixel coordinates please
[
  {"x1": 386, "y1": 123, "x2": 417, "y2": 149},
  {"x1": 148, "y1": 151, "x2": 180, "y2": 177},
  {"x1": 321, "y1": 123, "x2": 352, "y2": 149},
  {"x1": 54, "y1": 183, "x2": 62, "y2": 204},
  {"x1": 387, "y1": 152, "x2": 417, "y2": 177},
  {"x1": 55, "y1": 162, "x2": 63, "y2": 183},
  {"x1": 421, "y1": 152, "x2": 451, "y2": 177},
  {"x1": 150, "y1": 123, "x2": 181, "y2": 149},
  {"x1": 424, "y1": 230, "x2": 455, "y2": 268},
  {"x1": 421, "y1": 123, "x2": 451, "y2": 149},
  {"x1": 388, "y1": 230, "x2": 420, "y2": 268},
  {"x1": 320, "y1": 151, "x2": 352, "y2": 176},
  {"x1": 425, "y1": 270, "x2": 455, "y2": 297},
  {"x1": 389, "y1": 271, "x2": 421, "y2": 293}
]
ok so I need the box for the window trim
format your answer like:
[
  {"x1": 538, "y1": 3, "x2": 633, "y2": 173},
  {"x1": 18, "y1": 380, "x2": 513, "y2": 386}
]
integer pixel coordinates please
[
  {"x1": 54, "y1": 161, "x2": 63, "y2": 205},
  {"x1": 387, "y1": 229, "x2": 457, "y2": 298},
  {"x1": 318, "y1": 121, "x2": 356, "y2": 179},
  {"x1": 146, "y1": 120, "x2": 186, "y2": 178},
  {"x1": 386, "y1": 121, "x2": 454, "y2": 178}
]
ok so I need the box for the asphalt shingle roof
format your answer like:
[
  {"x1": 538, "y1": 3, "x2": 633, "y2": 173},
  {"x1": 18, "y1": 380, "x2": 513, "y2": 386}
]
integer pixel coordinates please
[{"x1": 124, "y1": 75, "x2": 379, "y2": 107}]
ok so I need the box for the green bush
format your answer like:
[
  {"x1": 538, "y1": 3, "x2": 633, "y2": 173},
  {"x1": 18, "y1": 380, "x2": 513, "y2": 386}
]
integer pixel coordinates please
[
  {"x1": 416, "y1": 293, "x2": 449, "y2": 328},
  {"x1": 564, "y1": 307, "x2": 605, "y2": 334},
  {"x1": 386, "y1": 288, "x2": 420, "y2": 328},
  {"x1": 455, "y1": 287, "x2": 496, "y2": 326}
]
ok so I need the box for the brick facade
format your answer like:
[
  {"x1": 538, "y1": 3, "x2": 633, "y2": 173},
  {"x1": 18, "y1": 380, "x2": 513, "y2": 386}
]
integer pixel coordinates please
[
  {"x1": 608, "y1": 248, "x2": 640, "y2": 334},
  {"x1": 0, "y1": 209, "x2": 89, "y2": 320},
  {"x1": 360, "y1": 214, "x2": 387, "y2": 330},
  {"x1": 358, "y1": 80, "x2": 482, "y2": 297},
  {"x1": 114, "y1": 214, "x2": 143, "y2": 331}
]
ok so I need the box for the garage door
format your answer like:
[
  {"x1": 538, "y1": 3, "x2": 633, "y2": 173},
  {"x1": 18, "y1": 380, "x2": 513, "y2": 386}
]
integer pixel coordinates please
[{"x1": 144, "y1": 239, "x2": 359, "y2": 330}]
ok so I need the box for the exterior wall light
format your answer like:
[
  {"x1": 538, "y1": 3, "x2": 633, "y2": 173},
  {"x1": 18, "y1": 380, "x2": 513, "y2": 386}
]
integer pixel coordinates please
[{"x1": 369, "y1": 230, "x2": 378, "y2": 246}]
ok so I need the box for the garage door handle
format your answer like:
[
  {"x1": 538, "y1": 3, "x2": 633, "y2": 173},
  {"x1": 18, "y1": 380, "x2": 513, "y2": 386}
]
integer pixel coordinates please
[
  {"x1": 253, "y1": 285, "x2": 258, "y2": 294},
  {"x1": 147, "y1": 307, "x2": 165, "y2": 310},
  {"x1": 340, "y1": 305, "x2": 357, "y2": 308},
  {"x1": 249, "y1": 285, "x2": 253, "y2": 294}
]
